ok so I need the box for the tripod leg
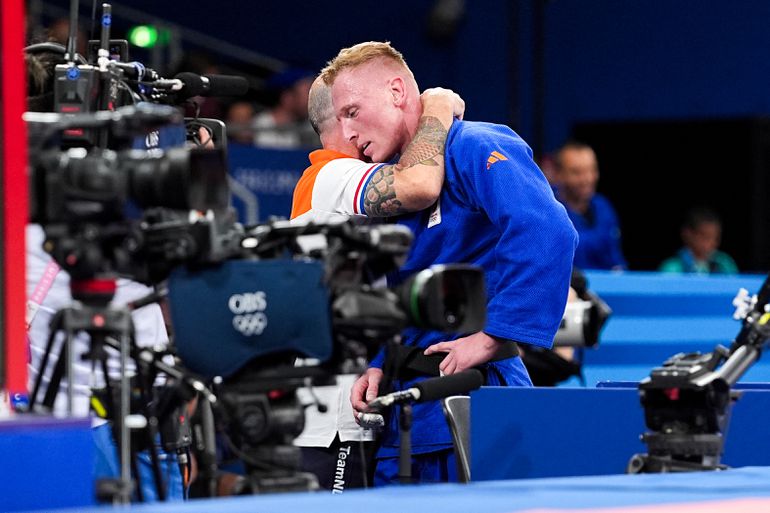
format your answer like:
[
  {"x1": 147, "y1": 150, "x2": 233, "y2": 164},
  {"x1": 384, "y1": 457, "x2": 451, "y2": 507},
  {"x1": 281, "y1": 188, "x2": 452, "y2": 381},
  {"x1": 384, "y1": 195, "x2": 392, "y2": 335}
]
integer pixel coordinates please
[
  {"x1": 29, "y1": 310, "x2": 64, "y2": 410},
  {"x1": 41, "y1": 337, "x2": 68, "y2": 410},
  {"x1": 99, "y1": 332, "x2": 133, "y2": 505},
  {"x1": 131, "y1": 453, "x2": 144, "y2": 503},
  {"x1": 116, "y1": 332, "x2": 133, "y2": 501},
  {"x1": 140, "y1": 381, "x2": 168, "y2": 501},
  {"x1": 98, "y1": 350, "x2": 116, "y2": 418},
  {"x1": 197, "y1": 396, "x2": 218, "y2": 498}
]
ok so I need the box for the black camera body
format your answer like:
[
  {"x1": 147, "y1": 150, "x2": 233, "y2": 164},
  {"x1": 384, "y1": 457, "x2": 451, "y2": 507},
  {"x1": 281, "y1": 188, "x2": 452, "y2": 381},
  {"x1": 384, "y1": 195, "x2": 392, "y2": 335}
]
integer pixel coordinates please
[
  {"x1": 31, "y1": 145, "x2": 228, "y2": 224},
  {"x1": 26, "y1": 104, "x2": 233, "y2": 284},
  {"x1": 53, "y1": 63, "x2": 102, "y2": 147},
  {"x1": 166, "y1": 222, "x2": 486, "y2": 382},
  {"x1": 629, "y1": 274, "x2": 770, "y2": 474},
  {"x1": 162, "y1": 220, "x2": 486, "y2": 494}
]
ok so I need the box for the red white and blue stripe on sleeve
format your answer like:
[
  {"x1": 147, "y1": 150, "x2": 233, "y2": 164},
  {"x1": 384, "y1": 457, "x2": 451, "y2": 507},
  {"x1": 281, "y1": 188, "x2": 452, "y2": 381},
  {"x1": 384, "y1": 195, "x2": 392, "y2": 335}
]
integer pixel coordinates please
[{"x1": 353, "y1": 163, "x2": 384, "y2": 215}]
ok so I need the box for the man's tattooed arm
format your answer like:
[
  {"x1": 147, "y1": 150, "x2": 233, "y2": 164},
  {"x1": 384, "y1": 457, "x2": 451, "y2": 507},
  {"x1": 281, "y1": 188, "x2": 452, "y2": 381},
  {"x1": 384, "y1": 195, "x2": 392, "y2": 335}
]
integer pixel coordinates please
[{"x1": 363, "y1": 116, "x2": 448, "y2": 216}]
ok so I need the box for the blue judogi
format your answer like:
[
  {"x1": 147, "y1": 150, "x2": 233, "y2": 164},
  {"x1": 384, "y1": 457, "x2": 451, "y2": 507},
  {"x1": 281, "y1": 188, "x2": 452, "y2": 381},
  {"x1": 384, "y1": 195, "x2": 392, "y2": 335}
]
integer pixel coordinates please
[{"x1": 369, "y1": 121, "x2": 577, "y2": 482}]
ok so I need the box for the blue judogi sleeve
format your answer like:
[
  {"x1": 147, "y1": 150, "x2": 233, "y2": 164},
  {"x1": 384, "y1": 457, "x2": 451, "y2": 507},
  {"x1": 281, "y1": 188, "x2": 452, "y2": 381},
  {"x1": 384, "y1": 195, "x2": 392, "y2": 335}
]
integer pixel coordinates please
[{"x1": 446, "y1": 123, "x2": 577, "y2": 348}]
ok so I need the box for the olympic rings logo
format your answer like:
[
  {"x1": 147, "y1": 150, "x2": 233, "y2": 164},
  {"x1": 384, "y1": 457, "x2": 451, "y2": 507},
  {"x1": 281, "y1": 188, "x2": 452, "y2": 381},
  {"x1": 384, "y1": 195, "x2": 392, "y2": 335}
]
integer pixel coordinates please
[{"x1": 232, "y1": 312, "x2": 268, "y2": 336}]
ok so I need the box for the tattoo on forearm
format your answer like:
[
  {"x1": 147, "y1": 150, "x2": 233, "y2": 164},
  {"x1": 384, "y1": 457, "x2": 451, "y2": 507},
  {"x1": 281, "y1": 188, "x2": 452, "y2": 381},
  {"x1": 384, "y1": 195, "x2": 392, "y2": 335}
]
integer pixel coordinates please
[
  {"x1": 363, "y1": 115, "x2": 447, "y2": 216},
  {"x1": 364, "y1": 166, "x2": 403, "y2": 216}
]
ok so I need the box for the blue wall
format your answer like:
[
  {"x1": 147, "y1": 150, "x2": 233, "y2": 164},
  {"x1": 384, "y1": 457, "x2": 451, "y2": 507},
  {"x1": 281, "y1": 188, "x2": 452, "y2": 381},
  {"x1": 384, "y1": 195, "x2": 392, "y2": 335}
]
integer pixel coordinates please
[
  {"x1": 543, "y1": 0, "x2": 770, "y2": 151},
  {"x1": 75, "y1": 0, "x2": 516, "y2": 128}
]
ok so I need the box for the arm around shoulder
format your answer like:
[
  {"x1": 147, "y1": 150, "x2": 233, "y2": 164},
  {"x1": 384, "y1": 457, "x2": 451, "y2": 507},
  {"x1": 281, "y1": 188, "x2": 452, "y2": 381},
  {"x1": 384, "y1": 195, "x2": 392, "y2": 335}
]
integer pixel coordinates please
[{"x1": 362, "y1": 88, "x2": 463, "y2": 216}]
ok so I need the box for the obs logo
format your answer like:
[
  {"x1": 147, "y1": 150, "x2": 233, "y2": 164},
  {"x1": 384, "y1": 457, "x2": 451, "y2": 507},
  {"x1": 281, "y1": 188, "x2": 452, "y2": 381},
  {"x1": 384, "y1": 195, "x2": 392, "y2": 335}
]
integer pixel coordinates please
[{"x1": 229, "y1": 292, "x2": 268, "y2": 336}]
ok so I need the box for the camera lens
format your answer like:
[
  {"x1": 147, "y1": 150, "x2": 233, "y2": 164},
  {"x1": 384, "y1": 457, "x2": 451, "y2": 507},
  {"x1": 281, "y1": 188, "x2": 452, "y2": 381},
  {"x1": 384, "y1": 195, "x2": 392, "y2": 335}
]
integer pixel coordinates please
[
  {"x1": 127, "y1": 147, "x2": 229, "y2": 212},
  {"x1": 127, "y1": 148, "x2": 190, "y2": 210}
]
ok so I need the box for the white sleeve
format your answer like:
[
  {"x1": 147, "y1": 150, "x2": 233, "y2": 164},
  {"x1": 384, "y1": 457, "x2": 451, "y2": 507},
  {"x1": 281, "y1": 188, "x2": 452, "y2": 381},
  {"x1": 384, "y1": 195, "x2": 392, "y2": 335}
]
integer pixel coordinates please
[
  {"x1": 312, "y1": 158, "x2": 385, "y2": 216},
  {"x1": 113, "y1": 278, "x2": 169, "y2": 349}
]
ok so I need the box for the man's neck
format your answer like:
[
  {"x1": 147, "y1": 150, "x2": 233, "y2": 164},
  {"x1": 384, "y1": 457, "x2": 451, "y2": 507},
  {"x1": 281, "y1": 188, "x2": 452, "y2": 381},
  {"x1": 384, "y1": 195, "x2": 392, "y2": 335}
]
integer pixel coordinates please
[{"x1": 398, "y1": 94, "x2": 424, "y2": 151}]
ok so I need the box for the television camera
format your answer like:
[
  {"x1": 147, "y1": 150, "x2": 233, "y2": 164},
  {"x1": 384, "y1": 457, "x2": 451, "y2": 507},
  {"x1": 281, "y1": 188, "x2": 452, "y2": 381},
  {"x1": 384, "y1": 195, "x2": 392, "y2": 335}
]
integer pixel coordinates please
[
  {"x1": 553, "y1": 270, "x2": 611, "y2": 349},
  {"x1": 27, "y1": 105, "x2": 487, "y2": 498},
  {"x1": 25, "y1": 1, "x2": 488, "y2": 497},
  {"x1": 164, "y1": 219, "x2": 486, "y2": 494},
  {"x1": 24, "y1": 97, "x2": 238, "y2": 502},
  {"x1": 24, "y1": 0, "x2": 244, "y2": 502},
  {"x1": 628, "y1": 273, "x2": 770, "y2": 473}
]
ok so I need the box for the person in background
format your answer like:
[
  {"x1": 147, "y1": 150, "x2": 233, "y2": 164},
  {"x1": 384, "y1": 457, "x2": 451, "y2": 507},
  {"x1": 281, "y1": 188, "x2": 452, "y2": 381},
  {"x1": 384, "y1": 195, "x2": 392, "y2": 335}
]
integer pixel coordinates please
[
  {"x1": 174, "y1": 51, "x2": 226, "y2": 120},
  {"x1": 659, "y1": 207, "x2": 738, "y2": 274},
  {"x1": 224, "y1": 100, "x2": 257, "y2": 146},
  {"x1": 253, "y1": 68, "x2": 320, "y2": 149},
  {"x1": 552, "y1": 141, "x2": 627, "y2": 270},
  {"x1": 45, "y1": 16, "x2": 87, "y2": 56}
]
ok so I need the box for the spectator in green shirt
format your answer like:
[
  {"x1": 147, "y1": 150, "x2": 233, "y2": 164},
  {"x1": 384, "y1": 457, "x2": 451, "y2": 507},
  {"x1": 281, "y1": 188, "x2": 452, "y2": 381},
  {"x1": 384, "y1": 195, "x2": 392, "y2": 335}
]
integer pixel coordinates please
[{"x1": 659, "y1": 207, "x2": 738, "y2": 274}]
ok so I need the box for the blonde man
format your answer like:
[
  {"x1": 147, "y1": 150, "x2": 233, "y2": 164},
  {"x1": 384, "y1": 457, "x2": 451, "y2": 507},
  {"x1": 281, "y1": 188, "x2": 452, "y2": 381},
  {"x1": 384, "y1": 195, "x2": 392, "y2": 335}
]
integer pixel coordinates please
[{"x1": 318, "y1": 41, "x2": 576, "y2": 485}]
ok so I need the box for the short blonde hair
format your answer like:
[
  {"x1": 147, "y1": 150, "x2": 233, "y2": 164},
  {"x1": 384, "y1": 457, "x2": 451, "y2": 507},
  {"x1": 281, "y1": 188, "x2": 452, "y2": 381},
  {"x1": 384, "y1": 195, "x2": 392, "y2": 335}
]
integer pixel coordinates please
[{"x1": 320, "y1": 41, "x2": 414, "y2": 84}]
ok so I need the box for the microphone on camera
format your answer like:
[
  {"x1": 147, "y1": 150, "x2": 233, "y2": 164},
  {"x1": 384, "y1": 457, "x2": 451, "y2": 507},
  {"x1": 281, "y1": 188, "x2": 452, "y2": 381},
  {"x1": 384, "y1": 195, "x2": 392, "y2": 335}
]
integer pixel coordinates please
[
  {"x1": 366, "y1": 369, "x2": 484, "y2": 410},
  {"x1": 154, "y1": 72, "x2": 249, "y2": 100},
  {"x1": 108, "y1": 61, "x2": 161, "y2": 82}
]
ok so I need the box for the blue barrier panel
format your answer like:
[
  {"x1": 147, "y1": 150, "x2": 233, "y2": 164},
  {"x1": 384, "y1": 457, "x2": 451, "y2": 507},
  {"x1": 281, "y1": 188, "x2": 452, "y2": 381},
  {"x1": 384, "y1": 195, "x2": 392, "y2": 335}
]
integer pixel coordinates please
[
  {"x1": 583, "y1": 271, "x2": 766, "y2": 317},
  {"x1": 471, "y1": 387, "x2": 770, "y2": 481},
  {"x1": 0, "y1": 416, "x2": 94, "y2": 511},
  {"x1": 570, "y1": 271, "x2": 770, "y2": 385},
  {"x1": 586, "y1": 316, "x2": 740, "y2": 364},
  {"x1": 227, "y1": 144, "x2": 308, "y2": 223}
]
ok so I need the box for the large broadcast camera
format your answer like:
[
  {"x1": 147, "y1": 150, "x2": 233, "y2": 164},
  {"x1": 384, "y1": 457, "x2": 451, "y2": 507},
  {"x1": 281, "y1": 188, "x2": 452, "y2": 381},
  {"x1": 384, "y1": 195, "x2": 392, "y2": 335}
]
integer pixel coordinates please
[
  {"x1": 23, "y1": 0, "x2": 244, "y2": 502},
  {"x1": 25, "y1": 1, "x2": 488, "y2": 498},
  {"x1": 166, "y1": 220, "x2": 486, "y2": 494},
  {"x1": 26, "y1": 104, "x2": 233, "y2": 283},
  {"x1": 628, "y1": 273, "x2": 770, "y2": 473}
]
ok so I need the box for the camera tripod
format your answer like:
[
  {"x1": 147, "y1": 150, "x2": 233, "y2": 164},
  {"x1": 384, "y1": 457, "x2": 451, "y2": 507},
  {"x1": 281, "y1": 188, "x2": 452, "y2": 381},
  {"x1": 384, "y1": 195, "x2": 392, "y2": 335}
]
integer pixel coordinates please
[
  {"x1": 27, "y1": 275, "x2": 172, "y2": 504},
  {"x1": 629, "y1": 272, "x2": 770, "y2": 474}
]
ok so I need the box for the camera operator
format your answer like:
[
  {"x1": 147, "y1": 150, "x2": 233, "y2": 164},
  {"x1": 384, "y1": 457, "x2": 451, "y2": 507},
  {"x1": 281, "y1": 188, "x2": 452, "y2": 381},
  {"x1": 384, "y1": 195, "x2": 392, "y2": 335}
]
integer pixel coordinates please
[{"x1": 24, "y1": 49, "x2": 184, "y2": 502}]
